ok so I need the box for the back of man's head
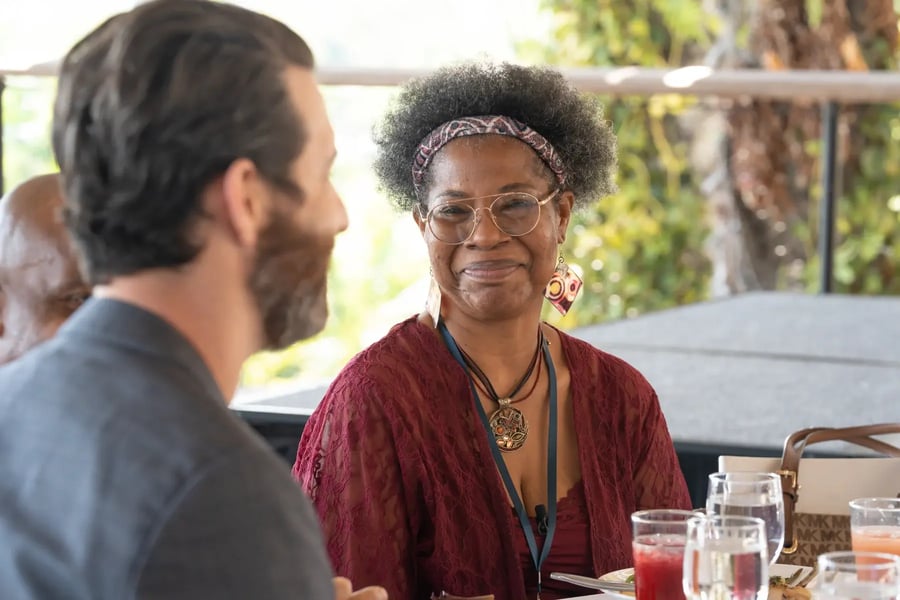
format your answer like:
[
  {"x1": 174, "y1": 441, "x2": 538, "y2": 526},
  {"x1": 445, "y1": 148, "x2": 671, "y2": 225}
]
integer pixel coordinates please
[
  {"x1": 52, "y1": 0, "x2": 315, "y2": 285},
  {"x1": 0, "y1": 173, "x2": 89, "y2": 364}
]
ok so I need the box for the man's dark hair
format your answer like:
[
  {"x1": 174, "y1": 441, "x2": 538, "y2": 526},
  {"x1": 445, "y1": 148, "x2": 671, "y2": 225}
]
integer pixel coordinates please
[
  {"x1": 373, "y1": 61, "x2": 618, "y2": 212},
  {"x1": 52, "y1": 0, "x2": 314, "y2": 284}
]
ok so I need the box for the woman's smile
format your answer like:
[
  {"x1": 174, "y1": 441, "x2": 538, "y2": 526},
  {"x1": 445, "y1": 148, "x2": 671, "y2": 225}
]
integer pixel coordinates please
[{"x1": 459, "y1": 259, "x2": 523, "y2": 283}]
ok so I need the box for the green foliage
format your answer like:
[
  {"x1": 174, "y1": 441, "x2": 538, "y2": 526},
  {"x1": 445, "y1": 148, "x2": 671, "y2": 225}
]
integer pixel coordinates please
[
  {"x1": 801, "y1": 102, "x2": 900, "y2": 295},
  {"x1": 531, "y1": 0, "x2": 715, "y2": 329},
  {"x1": 806, "y1": 0, "x2": 824, "y2": 29},
  {"x1": 2, "y1": 79, "x2": 57, "y2": 187},
  {"x1": 530, "y1": 0, "x2": 900, "y2": 327}
]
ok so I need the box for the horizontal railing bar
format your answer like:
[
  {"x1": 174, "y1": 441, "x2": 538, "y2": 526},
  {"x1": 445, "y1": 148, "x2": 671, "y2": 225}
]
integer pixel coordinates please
[{"x1": 2, "y1": 62, "x2": 900, "y2": 102}]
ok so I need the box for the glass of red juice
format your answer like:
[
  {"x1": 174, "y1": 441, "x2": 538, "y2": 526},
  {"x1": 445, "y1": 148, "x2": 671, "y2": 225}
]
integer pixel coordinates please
[{"x1": 632, "y1": 509, "x2": 695, "y2": 600}]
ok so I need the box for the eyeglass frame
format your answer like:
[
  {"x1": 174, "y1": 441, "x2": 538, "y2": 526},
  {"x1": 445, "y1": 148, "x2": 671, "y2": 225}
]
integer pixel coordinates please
[{"x1": 417, "y1": 188, "x2": 562, "y2": 245}]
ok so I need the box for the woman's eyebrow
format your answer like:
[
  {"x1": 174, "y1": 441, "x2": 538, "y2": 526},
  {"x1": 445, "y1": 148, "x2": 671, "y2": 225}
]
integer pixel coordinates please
[{"x1": 433, "y1": 182, "x2": 538, "y2": 202}]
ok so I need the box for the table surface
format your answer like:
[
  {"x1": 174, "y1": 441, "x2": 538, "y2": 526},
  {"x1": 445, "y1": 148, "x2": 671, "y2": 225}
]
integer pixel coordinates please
[
  {"x1": 232, "y1": 292, "x2": 900, "y2": 451},
  {"x1": 575, "y1": 291, "x2": 899, "y2": 450}
]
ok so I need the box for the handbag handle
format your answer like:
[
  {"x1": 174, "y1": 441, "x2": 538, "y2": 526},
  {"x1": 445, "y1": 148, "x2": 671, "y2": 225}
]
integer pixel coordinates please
[{"x1": 778, "y1": 423, "x2": 900, "y2": 556}]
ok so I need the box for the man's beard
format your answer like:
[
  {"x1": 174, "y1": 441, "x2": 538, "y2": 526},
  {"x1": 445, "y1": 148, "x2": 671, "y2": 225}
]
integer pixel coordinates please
[{"x1": 248, "y1": 212, "x2": 335, "y2": 351}]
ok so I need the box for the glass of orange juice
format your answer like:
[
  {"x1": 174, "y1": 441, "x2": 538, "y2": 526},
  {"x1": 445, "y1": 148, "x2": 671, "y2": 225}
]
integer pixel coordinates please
[{"x1": 850, "y1": 498, "x2": 900, "y2": 557}]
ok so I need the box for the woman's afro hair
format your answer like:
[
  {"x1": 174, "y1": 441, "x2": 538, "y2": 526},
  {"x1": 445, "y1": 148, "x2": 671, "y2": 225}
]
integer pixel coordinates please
[{"x1": 373, "y1": 61, "x2": 618, "y2": 211}]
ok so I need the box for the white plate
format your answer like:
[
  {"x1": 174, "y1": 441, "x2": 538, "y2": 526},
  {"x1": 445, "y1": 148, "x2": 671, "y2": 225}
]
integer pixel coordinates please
[
  {"x1": 592, "y1": 564, "x2": 815, "y2": 597},
  {"x1": 594, "y1": 568, "x2": 635, "y2": 598}
]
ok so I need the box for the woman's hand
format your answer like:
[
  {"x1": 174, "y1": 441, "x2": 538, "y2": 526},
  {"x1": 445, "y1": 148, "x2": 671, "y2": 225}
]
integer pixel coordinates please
[{"x1": 333, "y1": 576, "x2": 388, "y2": 600}]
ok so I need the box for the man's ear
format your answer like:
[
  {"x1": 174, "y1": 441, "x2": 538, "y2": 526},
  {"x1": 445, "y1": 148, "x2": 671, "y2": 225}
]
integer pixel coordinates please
[
  {"x1": 555, "y1": 190, "x2": 574, "y2": 244},
  {"x1": 219, "y1": 158, "x2": 268, "y2": 249}
]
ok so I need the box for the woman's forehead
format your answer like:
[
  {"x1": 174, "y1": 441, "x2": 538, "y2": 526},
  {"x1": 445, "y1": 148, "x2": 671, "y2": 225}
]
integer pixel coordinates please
[{"x1": 427, "y1": 135, "x2": 551, "y2": 186}]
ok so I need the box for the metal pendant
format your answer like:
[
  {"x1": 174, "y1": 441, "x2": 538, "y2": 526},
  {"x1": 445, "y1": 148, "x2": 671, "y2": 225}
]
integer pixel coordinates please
[{"x1": 489, "y1": 399, "x2": 528, "y2": 452}]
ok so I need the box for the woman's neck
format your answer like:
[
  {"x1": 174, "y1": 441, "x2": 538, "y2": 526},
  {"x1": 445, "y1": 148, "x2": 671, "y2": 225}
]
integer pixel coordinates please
[{"x1": 439, "y1": 307, "x2": 545, "y2": 393}]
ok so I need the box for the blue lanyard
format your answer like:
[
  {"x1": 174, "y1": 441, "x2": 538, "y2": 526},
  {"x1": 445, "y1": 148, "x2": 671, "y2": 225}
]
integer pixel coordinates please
[{"x1": 438, "y1": 322, "x2": 558, "y2": 595}]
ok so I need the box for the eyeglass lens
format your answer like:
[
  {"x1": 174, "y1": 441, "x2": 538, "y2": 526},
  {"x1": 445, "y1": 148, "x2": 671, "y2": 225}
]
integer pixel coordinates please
[{"x1": 428, "y1": 193, "x2": 541, "y2": 244}]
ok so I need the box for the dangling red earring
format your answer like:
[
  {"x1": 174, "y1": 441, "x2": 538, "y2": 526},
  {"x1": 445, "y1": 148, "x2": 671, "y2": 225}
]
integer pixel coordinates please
[{"x1": 544, "y1": 256, "x2": 582, "y2": 315}]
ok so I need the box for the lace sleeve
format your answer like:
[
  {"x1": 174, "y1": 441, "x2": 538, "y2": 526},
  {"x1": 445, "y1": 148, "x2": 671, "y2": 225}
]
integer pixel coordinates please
[
  {"x1": 292, "y1": 374, "x2": 416, "y2": 598},
  {"x1": 632, "y1": 390, "x2": 693, "y2": 511}
]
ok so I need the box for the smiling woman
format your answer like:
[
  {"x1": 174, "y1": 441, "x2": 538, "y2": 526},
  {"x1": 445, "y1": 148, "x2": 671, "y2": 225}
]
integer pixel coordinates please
[
  {"x1": 293, "y1": 61, "x2": 692, "y2": 600},
  {"x1": 419, "y1": 135, "x2": 569, "y2": 324}
]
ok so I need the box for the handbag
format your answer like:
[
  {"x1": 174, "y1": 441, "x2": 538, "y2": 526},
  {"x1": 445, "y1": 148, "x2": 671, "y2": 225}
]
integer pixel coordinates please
[{"x1": 719, "y1": 423, "x2": 900, "y2": 566}]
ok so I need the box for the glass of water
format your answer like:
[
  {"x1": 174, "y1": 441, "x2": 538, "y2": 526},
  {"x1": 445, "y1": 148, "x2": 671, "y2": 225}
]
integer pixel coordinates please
[
  {"x1": 817, "y1": 551, "x2": 900, "y2": 600},
  {"x1": 683, "y1": 515, "x2": 768, "y2": 600},
  {"x1": 706, "y1": 472, "x2": 784, "y2": 564}
]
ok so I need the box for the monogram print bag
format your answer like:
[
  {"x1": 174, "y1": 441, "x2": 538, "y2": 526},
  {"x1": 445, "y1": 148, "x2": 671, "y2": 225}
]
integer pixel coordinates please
[{"x1": 719, "y1": 423, "x2": 900, "y2": 566}]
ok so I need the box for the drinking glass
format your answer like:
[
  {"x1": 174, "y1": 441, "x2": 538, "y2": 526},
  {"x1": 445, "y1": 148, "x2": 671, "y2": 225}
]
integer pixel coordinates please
[
  {"x1": 632, "y1": 509, "x2": 695, "y2": 600},
  {"x1": 706, "y1": 472, "x2": 784, "y2": 564},
  {"x1": 683, "y1": 515, "x2": 768, "y2": 600},
  {"x1": 817, "y1": 551, "x2": 900, "y2": 600},
  {"x1": 851, "y1": 498, "x2": 900, "y2": 558}
]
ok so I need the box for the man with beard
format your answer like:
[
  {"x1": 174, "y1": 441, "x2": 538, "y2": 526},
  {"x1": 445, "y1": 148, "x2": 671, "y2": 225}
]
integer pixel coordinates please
[
  {"x1": 0, "y1": 173, "x2": 91, "y2": 365},
  {"x1": 0, "y1": 2, "x2": 386, "y2": 599}
]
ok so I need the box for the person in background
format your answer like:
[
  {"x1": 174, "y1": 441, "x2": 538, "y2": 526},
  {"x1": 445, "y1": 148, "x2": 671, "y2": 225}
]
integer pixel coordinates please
[
  {"x1": 0, "y1": 1, "x2": 385, "y2": 599},
  {"x1": 0, "y1": 173, "x2": 91, "y2": 365},
  {"x1": 294, "y1": 61, "x2": 692, "y2": 600}
]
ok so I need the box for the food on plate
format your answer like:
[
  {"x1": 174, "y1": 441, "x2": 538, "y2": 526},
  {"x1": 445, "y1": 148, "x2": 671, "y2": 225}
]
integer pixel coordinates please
[{"x1": 767, "y1": 574, "x2": 812, "y2": 600}]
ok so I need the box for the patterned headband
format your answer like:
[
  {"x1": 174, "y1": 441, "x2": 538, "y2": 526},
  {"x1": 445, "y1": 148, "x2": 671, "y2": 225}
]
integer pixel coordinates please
[{"x1": 411, "y1": 115, "x2": 567, "y2": 195}]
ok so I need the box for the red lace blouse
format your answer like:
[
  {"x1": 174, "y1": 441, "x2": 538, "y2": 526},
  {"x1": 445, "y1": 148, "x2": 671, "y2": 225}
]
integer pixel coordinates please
[
  {"x1": 513, "y1": 480, "x2": 593, "y2": 600},
  {"x1": 293, "y1": 317, "x2": 691, "y2": 600}
]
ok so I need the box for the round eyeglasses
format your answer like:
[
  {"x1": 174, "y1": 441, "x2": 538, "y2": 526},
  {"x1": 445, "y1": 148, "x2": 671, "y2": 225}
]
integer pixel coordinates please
[{"x1": 419, "y1": 188, "x2": 560, "y2": 245}]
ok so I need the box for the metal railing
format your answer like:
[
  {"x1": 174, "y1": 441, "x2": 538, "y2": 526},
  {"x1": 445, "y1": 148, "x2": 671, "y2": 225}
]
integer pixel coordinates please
[{"x1": 3, "y1": 63, "x2": 900, "y2": 292}]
